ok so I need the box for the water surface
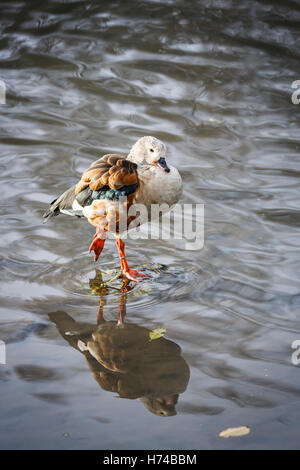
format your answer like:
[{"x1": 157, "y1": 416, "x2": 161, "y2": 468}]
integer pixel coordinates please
[{"x1": 1, "y1": 0, "x2": 300, "y2": 450}]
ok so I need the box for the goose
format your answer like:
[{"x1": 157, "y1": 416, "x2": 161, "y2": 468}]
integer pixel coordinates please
[
  {"x1": 43, "y1": 136, "x2": 182, "y2": 282},
  {"x1": 49, "y1": 283, "x2": 190, "y2": 416}
]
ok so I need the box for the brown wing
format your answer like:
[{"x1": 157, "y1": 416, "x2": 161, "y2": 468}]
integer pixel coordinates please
[{"x1": 75, "y1": 154, "x2": 139, "y2": 195}]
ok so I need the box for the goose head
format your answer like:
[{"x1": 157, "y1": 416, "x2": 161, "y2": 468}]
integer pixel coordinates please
[{"x1": 127, "y1": 136, "x2": 170, "y2": 172}]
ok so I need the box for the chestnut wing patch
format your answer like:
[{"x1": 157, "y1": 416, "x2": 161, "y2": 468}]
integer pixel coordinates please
[{"x1": 75, "y1": 154, "x2": 139, "y2": 197}]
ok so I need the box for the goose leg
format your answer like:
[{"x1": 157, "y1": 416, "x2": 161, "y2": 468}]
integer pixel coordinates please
[
  {"x1": 89, "y1": 229, "x2": 106, "y2": 262},
  {"x1": 96, "y1": 296, "x2": 105, "y2": 324},
  {"x1": 116, "y1": 237, "x2": 148, "y2": 282},
  {"x1": 117, "y1": 292, "x2": 127, "y2": 325}
]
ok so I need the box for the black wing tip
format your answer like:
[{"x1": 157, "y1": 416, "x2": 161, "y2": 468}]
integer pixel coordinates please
[{"x1": 42, "y1": 207, "x2": 59, "y2": 223}]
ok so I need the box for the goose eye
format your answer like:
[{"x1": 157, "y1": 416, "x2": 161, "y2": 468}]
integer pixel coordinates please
[{"x1": 150, "y1": 148, "x2": 154, "y2": 152}]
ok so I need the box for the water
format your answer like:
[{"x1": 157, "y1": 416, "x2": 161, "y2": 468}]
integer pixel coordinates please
[{"x1": 1, "y1": 0, "x2": 300, "y2": 450}]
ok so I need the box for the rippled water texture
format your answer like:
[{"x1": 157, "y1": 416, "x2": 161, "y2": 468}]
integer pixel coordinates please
[{"x1": 1, "y1": 0, "x2": 300, "y2": 450}]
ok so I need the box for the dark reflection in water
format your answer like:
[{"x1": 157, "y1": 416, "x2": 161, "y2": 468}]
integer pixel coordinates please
[
  {"x1": 1, "y1": 0, "x2": 300, "y2": 451},
  {"x1": 49, "y1": 275, "x2": 190, "y2": 418}
]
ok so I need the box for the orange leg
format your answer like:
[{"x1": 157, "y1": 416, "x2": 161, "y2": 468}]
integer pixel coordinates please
[
  {"x1": 116, "y1": 238, "x2": 148, "y2": 283},
  {"x1": 89, "y1": 229, "x2": 106, "y2": 262}
]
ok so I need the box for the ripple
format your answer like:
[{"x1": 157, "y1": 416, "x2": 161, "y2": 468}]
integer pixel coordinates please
[{"x1": 58, "y1": 261, "x2": 216, "y2": 313}]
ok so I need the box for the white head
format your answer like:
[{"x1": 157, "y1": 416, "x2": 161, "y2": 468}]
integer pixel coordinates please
[{"x1": 127, "y1": 136, "x2": 170, "y2": 172}]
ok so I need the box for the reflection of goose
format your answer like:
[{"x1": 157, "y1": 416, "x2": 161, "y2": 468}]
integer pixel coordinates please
[
  {"x1": 49, "y1": 283, "x2": 189, "y2": 417},
  {"x1": 43, "y1": 136, "x2": 182, "y2": 282}
]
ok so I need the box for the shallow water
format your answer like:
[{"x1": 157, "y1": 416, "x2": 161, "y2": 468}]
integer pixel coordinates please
[{"x1": 1, "y1": 0, "x2": 300, "y2": 450}]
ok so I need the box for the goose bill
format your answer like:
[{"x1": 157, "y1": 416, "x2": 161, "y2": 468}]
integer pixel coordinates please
[{"x1": 156, "y1": 157, "x2": 170, "y2": 173}]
